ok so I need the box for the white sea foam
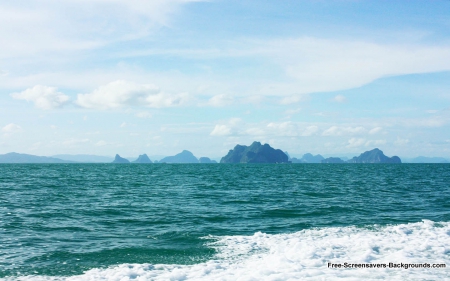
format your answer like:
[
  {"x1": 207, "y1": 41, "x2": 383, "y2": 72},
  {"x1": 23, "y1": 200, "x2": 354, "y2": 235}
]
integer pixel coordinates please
[{"x1": 6, "y1": 220, "x2": 450, "y2": 281}]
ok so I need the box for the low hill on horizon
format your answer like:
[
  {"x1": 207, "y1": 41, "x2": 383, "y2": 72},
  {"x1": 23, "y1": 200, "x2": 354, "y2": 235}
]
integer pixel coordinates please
[
  {"x1": 0, "y1": 152, "x2": 74, "y2": 163},
  {"x1": 402, "y1": 156, "x2": 449, "y2": 163},
  {"x1": 159, "y1": 150, "x2": 199, "y2": 163},
  {"x1": 53, "y1": 154, "x2": 114, "y2": 163}
]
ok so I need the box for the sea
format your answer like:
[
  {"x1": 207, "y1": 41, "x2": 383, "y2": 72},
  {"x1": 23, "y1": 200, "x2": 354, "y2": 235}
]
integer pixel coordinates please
[{"x1": 0, "y1": 163, "x2": 449, "y2": 280}]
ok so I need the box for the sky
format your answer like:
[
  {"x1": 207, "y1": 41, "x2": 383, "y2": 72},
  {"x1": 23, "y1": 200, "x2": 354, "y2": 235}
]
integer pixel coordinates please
[{"x1": 1, "y1": 0, "x2": 450, "y2": 159}]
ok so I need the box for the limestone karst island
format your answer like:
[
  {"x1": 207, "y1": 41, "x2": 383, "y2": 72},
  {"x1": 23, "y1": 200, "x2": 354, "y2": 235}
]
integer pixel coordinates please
[{"x1": 0, "y1": 141, "x2": 408, "y2": 164}]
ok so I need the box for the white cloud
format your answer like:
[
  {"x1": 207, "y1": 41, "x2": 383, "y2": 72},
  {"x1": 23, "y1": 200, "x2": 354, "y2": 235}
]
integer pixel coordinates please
[
  {"x1": 241, "y1": 95, "x2": 267, "y2": 105},
  {"x1": 365, "y1": 139, "x2": 387, "y2": 147},
  {"x1": 332, "y1": 95, "x2": 347, "y2": 103},
  {"x1": 72, "y1": 0, "x2": 202, "y2": 28},
  {"x1": 346, "y1": 127, "x2": 367, "y2": 134},
  {"x1": 2, "y1": 123, "x2": 22, "y2": 136},
  {"x1": 302, "y1": 126, "x2": 319, "y2": 136},
  {"x1": 395, "y1": 137, "x2": 410, "y2": 146},
  {"x1": 95, "y1": 140, "x2": 108, "y2": 146},
  {"x1": 205, "y1": 94, "x2": 234, "y2": 107},
  {"x1": 112, "y1": 37, "x2": 450, "y2": 97},
  {"x1": 284, "y1": 108, "x2": 302, "y2": 115},
  {"x1": 75, "y1": 80, "x2": 191, "y2": 109},
  {"x1": 30, "y1": 142, "x2": 42, "y2": 151},
  {"x1": 314, "y1": 112, "x2": 328, "y2": 117},
  {"x1": 245, "y1": 128, "x2": 266, "y2": 136},
  {"x1": 135, "y1": 111, "x2": 152, "y2": 118},
  {"x1": 0, "y1": 70, "x2": 8, "y2": 76},
  {"x1": 280, "y1": 94, "x2": 309, "y2": 105},
  {"x1": 210, "y1": 125, "x2": 232, "y2": 136},
  {"x1": 0, "y1": 6, "x2": 102, "y2": 60},
  {"x1": 210, "y1": 121, "x2": 319, "y2": 139},
  {"x1": 267, "y1": 121, "x2": 298, "y2": 137},
  {"x1": 261, "y1": 38, "x2": 450, "y2": 95},
  {"x1": 63, "y1": 138, "x2": 90, "y2": 146},
  {"x1": 228, "y1": 118, "x2": 242, "y2": 126},
  {"x1": 347, "y1": 138, "x2": 366, "y2": 148},
  {"x1": 322, "y1": 126, "x2": 366, "y2": 136},
  {"x1": 5, "y1": 36, "x2": 450, "y2": 102},
  {"x1": 369, "y1": 127, "x2": 383, "y2": 135},
  {"x1": 10, "y1": 85, "x2": 70, "y2": 110},
  {"x1": 210, "y1": 118, "x2": 242, "y2": 137},
  {"x1": 0, "y1": 0, "x2": 204, "y2": 59},
  {"x1": 263, "y1": 122, "x2": 318, "y2": 137},
  {"x1": 417, "y1": 117, "x2": 448, "y2": 127}
]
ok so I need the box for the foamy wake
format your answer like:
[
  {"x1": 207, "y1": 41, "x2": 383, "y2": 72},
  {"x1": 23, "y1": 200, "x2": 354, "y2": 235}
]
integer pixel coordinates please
[{"x1": 6, "y1": 220, "x2": 450, "y2": 281}]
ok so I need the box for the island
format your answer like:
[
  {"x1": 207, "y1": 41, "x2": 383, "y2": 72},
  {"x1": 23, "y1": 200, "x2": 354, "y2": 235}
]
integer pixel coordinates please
[
  {"x1": 112, "y1": 154, "x2": 130, "y2": 163},
  {"x1": 346, "y1": 148, "x2": 401, "y2": 163},
  {"x1": 220, "y1": 141, "x2": 289, "y2": 163},
  {"x1": 199, "y1": 157, "x2": 217, "y2": 163},
  {"x1": 291, "y1": 153, "x2": 324, "y2": 163},
  {"x1": 320, "y1": 148, "x2": 401, "y2": 163},
  {"x1": 0, "y1": 147, "x2": 433, "y2": 164},
  {"x1": 321, "y1": 157, "x2": 346, "y2": 163},
  {"x1": 159, "y1": 150, "x2": 199, "y2": 163},
  {"x1": 132, "y1": 154, "x2": 152, "y2": 163},
  {"x1": 405, "y1": 156, "x2": 449, "y2": 163}
]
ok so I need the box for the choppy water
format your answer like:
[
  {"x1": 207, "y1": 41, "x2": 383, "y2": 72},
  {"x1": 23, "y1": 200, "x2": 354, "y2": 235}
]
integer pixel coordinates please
[{"x1": 0, "y1": 164, "x2": 449, "y2": 280}]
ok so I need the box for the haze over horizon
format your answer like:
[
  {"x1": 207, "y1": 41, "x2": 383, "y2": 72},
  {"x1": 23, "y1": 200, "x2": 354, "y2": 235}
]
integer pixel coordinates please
[{"x1": 1, "y1": 0, "x2": 450, "y2": 159}]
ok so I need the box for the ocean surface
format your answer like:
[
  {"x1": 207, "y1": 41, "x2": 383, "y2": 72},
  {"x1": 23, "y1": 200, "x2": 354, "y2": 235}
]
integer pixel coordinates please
[{"x1": 0, "y1": 163, "x2": 449, "y2": 280}]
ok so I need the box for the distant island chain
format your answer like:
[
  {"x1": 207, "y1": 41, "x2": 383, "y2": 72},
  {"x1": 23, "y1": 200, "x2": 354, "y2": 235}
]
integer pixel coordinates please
[{"x1": 1, "y1": 141, "x2": 444, "y2": 164}]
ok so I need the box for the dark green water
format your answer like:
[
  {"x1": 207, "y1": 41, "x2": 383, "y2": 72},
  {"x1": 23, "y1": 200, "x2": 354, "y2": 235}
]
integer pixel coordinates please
[{"x1": 1, "y1": 164, "x2": 449, "y2": 280}]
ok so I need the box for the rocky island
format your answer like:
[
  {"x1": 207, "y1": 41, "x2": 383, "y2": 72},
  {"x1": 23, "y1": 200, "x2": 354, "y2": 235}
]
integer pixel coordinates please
[
  {"x1": 132, "y1": 154, "x2": 152, "y2": 163},
  {"x1": 321, "y1": 157, "x2": 346, "y2": 163},
  {"x1": 199, "y1": 157, "x2": 217, "y2": 163},
  {"x1": 347, "y1": 148, "x2": 401, "y2": 163},
  {"x1": 220, "y1": 141, "x2": 289, "y2": 163},
  {"x1": 112, "y1": 154, "x2": 130, "y2": 163},
  {"x1": 321, "y1": 148, "x2": 401, "y2": 163},
  {"x1": 291, "y1": 153, "x2": 324, "y2": 163}
]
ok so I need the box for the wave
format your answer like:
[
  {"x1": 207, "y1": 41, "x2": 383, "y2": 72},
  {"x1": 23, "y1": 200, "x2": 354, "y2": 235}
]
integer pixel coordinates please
[{"x1": 5, "y1": 220, "x2": 449, "y2": 281}]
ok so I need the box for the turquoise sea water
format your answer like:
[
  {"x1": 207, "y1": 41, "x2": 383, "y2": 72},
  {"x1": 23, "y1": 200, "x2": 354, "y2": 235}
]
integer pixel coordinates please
[{"x1": 0, "y1": 164, "x2": 449, "y2": 280}]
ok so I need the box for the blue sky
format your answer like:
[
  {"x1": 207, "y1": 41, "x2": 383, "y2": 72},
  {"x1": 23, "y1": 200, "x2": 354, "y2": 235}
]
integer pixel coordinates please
[{"x1": 1, "y1": 0, "x2": 450, "y2": 159}]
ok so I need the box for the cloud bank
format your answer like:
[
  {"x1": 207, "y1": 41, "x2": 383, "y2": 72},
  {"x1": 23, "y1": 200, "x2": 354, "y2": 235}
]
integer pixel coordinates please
[
  {"x1": 10, "y1": 85, "x2": 70, "y2": 110},
  {"x1": 2, "y1": 123, "x2": 22, "y2": 134},
  {"x1": 76, "y1": 80, "x2": 191, "y2": 109},
  {"x1": 0, "y1": 0, "x2": 205, "y2": 59}
]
